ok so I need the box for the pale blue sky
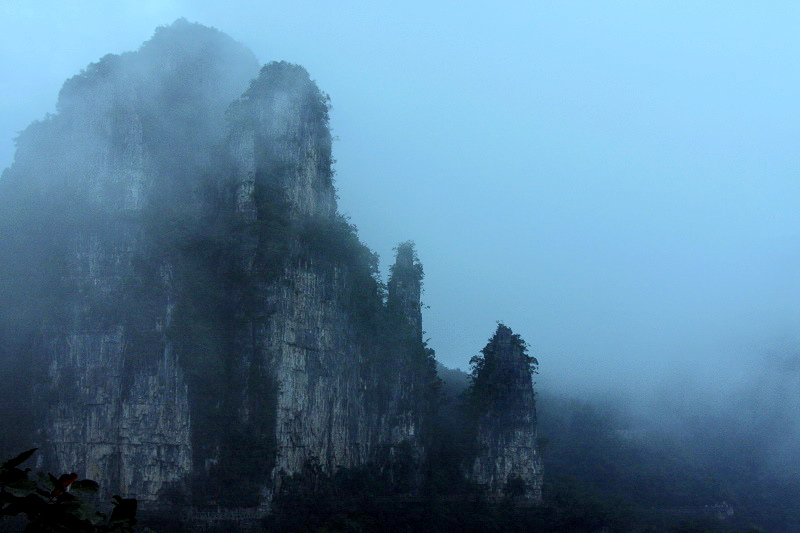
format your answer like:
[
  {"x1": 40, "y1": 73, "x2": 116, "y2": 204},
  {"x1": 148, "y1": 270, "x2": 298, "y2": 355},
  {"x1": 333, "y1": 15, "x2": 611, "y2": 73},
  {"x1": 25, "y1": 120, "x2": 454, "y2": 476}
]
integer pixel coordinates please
[{"x1": 3, "y1": 2, "x2": 800, "y2": 399}]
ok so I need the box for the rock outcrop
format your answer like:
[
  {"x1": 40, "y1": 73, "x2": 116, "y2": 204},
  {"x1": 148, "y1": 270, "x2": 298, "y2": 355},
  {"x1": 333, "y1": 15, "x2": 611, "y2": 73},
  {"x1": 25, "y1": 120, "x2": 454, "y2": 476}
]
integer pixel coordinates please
[
  {"x1": 0, "y1": 20, "x2": 435, "y2": 509},
  {"x1": 467, "y1": 324, "x2": 543, "y2": 502},
  {"x1": 0, "y1": 20, "x2": 260, "y2": 501},
  {"x1": 0, "y1": 20, "x2": 540, "y2": 518},
  {"x1": 387, "y1": 242, "x2": 424, "y2": 339}
]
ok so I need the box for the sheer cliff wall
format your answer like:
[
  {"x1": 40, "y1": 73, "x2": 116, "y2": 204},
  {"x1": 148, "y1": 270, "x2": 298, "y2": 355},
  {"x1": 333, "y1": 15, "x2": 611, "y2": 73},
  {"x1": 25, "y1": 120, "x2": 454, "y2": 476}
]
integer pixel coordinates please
[
  {"x1": 0, "y1": 20, "x2": 433, "y2": 507},
  {"x1": 0, "y1": 21, "x2": 539, "y2": 512}
]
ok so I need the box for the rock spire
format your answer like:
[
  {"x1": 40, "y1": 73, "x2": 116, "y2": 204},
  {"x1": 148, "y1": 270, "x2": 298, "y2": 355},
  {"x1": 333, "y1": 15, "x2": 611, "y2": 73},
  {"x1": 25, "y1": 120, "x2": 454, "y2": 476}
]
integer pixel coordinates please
[
  {"x1": 468, "y1": 324, "x2": 543, "y2": 502},
  {"x1": 387, "y1": 241, "x2": 423, "y2": 340}
]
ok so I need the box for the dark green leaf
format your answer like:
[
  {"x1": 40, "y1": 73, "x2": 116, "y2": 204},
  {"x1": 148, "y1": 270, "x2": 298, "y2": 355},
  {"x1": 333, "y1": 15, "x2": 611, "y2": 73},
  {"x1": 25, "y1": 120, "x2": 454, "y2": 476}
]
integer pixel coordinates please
[
  {"x1": 55, "y1": 491, "x2": 76, "y2": 502},
  {"x1": 71, "y1": 479, "x2": 100, "y2": 494},
  {"x1": 35, "y1": 472, "x2": 51, "y2": 488},
  {"x1": 5, "y1": 479, "x2": 37, "y2": 497},
  {"x1": 1, "y1": 448, "x2": 37, "y2": 470}
]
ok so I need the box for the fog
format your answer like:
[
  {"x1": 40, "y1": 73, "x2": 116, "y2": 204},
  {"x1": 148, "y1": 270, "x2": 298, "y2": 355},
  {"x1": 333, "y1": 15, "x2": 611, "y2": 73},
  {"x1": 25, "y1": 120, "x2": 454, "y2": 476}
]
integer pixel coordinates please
[{"x1": 2, "y1": 1, "x2": 800, "y2": 465}]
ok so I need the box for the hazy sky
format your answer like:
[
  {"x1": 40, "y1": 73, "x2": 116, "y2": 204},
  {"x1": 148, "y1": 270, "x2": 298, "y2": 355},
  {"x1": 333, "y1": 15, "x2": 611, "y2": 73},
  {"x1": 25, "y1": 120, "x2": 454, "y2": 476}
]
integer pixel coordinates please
[{"x1": 3, "y1": 2, "x2": 800, "y2": 398}]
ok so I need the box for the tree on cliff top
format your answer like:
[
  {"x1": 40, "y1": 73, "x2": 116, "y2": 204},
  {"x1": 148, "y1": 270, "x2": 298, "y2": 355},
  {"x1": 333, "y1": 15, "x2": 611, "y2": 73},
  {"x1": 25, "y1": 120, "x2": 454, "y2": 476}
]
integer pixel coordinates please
[
  {"x1": 468, "y1": 324, "x2": 538, "y2": 416},
  {"x1": 388, "y1": 241, "x2": 424, "y2": 286}
]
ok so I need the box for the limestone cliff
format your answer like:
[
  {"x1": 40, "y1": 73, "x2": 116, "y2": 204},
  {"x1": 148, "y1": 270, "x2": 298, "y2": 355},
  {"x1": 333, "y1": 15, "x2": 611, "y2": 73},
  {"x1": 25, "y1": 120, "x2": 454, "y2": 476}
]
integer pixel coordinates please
[
  {"x1": 0, "y1": 20, "x2": 540, "y2": 516},
  {"x1": 0, "y1": 20, "x2": 259, "y2": 501},
  {"x1": 467, "y1": 324, "x2": 543, "y2": 502},
  {"x1": 387, "y1": 242, "x2": 424, "y2": 339},
  {"x1": 0, "y1": 20, "x2": 435, "y2": 509}
]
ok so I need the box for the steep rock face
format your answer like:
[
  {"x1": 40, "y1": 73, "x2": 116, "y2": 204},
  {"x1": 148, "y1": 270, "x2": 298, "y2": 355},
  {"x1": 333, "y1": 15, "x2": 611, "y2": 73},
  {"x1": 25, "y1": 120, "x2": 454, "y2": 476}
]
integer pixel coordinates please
[
  {"x1": 0, "y1": 21, "x2": 435, "y2": 508},
  {"x1": 216, "y1": 63, "x2": 433, "y2": 498},
  {"x1": 468, "y1": 325, "x2": 543, "y2": 502},
  {"x1": 261, "y1": 263, "x2": 369, "y2": 479},
  {"x1": 39, "y1": 215, "x2": 192, "y2": 502},
  {"x1": 387, "y1": 242, "x2": 424, "y2": 339},
  {"x1": 45, "y1": 327, "x2": 191, "y2": 502},
  {"x1": 229, "y1": 62, "x2": 336, "y2": 223},
  {"x1": 381, "y1": 241, "x2": 430, "y2": 480},
  {"x1": 0, "y1": 20, "x2": 259, "y2": 502}
]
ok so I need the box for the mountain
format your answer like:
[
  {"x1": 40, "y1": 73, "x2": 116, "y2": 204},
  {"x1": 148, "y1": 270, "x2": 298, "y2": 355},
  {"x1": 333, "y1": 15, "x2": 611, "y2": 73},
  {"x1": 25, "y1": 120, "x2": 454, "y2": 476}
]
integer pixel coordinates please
[{"x1": 0, "y1": 19, "x2": 541, "y2": 524}]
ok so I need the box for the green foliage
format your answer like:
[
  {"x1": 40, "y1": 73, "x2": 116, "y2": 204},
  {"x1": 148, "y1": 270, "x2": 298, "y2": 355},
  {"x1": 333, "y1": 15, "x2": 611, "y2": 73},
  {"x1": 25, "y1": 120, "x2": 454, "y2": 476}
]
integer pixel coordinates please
[
  {"x1": 226, "y1": 60, "x2": 334, "y2": 186},
  {"x1": 534, "y1": 392, "x2": 799, "y2": 532},
  {"x1": 232, "y1": 61, "x2": 331, "y2": 131},
  {"x1": 388, "y1": 241, "x2": 424, "y2": 287},
  {"x1": 466, "y1": 324, "x2": 537, "y2": 420},
  {"x1": 266, "y1": 450, "x2": 763, "y2": 533},
  {"x1": 266, "y1": 462, "x2": 637, "y2": 533},
  {"x1": 469, "y1": 324, "x2": 538, "y2": 382},
  {"x1": 296, "y1": 213, "x2": 385, "y2": 327},
  {"x1": 0, "y1": 449, "x2": 140, "y2": 532}
]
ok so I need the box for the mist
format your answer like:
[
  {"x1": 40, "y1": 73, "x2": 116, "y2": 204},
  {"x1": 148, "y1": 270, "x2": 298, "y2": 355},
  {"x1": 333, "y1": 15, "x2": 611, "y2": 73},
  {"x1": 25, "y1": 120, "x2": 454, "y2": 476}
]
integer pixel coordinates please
[
  {"x1": 2, "y1": 2, "x2": 800, "y2": 531},
  {"x1": 4, "y1": 3, "x2": 800, "y2": 392}
]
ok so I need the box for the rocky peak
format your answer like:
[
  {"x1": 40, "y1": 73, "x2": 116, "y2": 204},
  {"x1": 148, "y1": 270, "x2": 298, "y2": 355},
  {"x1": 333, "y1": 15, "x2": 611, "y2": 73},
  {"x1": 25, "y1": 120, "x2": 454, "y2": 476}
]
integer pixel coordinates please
[
  {"x1": 6, "y1": 19, "x2": 258, "y2": 212},
  {"x1": 492, "y1": 324, "x2": 525, "y2": 361},
  {"x1": 468, "y1": 324, "x2": 542, "y2": 502},
  {"x1": 470, "y1": 324, "x2": 537, "y2": 417},
  {"x1": 0, "y1": 21, "x2": 544, "y2": 523},
  {"x1": 387, "y1": 241, "x2": 423, "y2": 340},
  {"x1": 228, "y1": 62, "x2": 336, "y2": 222}
]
